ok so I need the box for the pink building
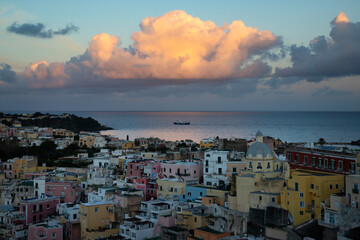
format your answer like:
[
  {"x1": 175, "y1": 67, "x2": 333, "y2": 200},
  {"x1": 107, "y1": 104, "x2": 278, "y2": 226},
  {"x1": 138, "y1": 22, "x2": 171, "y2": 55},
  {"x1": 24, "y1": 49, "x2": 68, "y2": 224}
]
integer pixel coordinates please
[
  {"x1": 135, "y1": 178, "x2": 158, "y2": 201},
  {"x1": 126, "y1": 160, "x2": 150, "y2": 178},
  {"x1": 20, "y1": 196, "x2": 60, "y2": 225},
  {"x1": 24, "y1": 172, "x2": 48, "y2": 180},
  {"x1": 160, "y1": 161, "x2": 203, "y2": 181},
  {"x1": 28, "y1": 221, "x2": 63, "y2": 240},
  {"x1": 45, "y1": 181, "x2": 81, "y2": 204},
  {"x1": 150, "y1": 162, "x2": 161, "y2": 179}
]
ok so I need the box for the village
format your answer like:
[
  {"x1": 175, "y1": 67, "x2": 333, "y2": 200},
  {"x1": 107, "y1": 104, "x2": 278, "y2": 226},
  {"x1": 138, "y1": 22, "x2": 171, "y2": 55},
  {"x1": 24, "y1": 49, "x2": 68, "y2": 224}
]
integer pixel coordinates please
[{"x1": 0, "y1": 113, "x2": 360, "y2": 240}]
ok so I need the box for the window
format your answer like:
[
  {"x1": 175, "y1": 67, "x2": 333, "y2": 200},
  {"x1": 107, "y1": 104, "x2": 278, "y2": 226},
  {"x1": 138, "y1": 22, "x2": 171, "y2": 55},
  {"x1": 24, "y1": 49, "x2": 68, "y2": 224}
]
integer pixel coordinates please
[
  {"x1": 259, "y1": 196, "x2": 262, "y2": 201},
  {"x1": 338, "y1": 161, "x2": 343, "y2": 171},
  {"x1": 295, "y1": 182, "x2": 299, "y2": 191},
  {"x1": 194, "y1": 217, "x2": 197, "y2": 222},
  {"x1": 233, "y1": 167, "x2": 237, "y2": 172},
  {"x1": 330, "y1": 160, "x2": 335, "y2": 170},
  {"x1": 205, "y1": 160, "x2": 209, "y2": 167},
  {"x1": 312, "y1": 157, "x2": 316, "y2": 167},
  {"x1": 272, "y1": 197, "x2": 275, "y2": 202},
  {"x1": 304, "y1": 156, "x2": 308, "y2": 165},
  {"x1": 300, "y1": 192, "x2": 304, "y2": 198},
  {"x1": 350, "y1": 163, "x2": 356, "y2": 173},
  {"x1": 299, "y1": 201, "x2": 305, "y2": 208},
  {"x1": 329, "y1": 184, "x2": 333, "y2": 190},
  {"x1": 194, "y1": 170, "x2": 197, "y2": 174},
  {"x1": 95, "y1": 207, "x2": 98, "y2": 213},
  {"x1": 163, "y1": 168, "x2": 166, "y2": 172},
  {"x1": 209, "y1": 199, "x2": 211, "y2": 204},
  {"x1": 206, "y1": 182, "x2": 211, "y2": 186},
  {"x1": 311, "y1": 184, "x2": 315, "y2": 189},
  {"x1": 335, "y1": 184, "x2": 339, "y2": 189},
  {"x1": 169, "y1": 169, "x2": 172, "y2": 173},
  {"x1": 318, "y1": 158, "x2": 322, "y2": 168},
  {"x1": 324, "y1": 159, "x2": 328, "y2": 168},
  {"x1": 329, "y1": 213, "x2": 335, "y2": 224},
  {"x1": 287, "y1": 153, "x2": 291, "y2": 161},
  {"x1": 217, "y1": 157, "x2": 221, "y2": 163},
  {"x1": 160, "y1": 186, "x2": 163, "y2": 191},
  {"x1": 205, "y1": 168, "x2": 208, "y2": 173},
  {"x1": 200, "y1": 192, "x2": 203, "y2": 196},
  {"x1": 218, "y1": 168, "x2": 222, "y2": 174},
  {"x1": 257, "y1": 162, "x2": 262, "y2": 170},
  {"x1": 249, "y1": 161, "x2": 252, "y2": 169},
  {"x1": 295, "y1": 154, "x2": 299, "y2": 163},
  {"x1": 300, "y1": 211, "x2": 304, "y2": 215},
  {"x1": 267, "y1": 162, "x2": 271, "y2": 169}
]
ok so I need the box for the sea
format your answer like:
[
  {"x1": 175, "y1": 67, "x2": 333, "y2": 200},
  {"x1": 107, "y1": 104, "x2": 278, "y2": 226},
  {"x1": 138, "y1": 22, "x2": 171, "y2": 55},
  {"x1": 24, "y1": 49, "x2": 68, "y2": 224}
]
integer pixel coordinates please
[{"x1": 25, "y1": 111, "x2": 359, "y2": 143}]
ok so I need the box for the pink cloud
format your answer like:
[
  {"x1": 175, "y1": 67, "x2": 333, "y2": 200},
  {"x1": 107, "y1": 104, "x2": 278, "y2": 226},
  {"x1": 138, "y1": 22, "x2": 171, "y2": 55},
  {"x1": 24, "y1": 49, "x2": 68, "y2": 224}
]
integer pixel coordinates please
[{"x1": 19, "y1": 10, "x2": 281, "y2": 89}]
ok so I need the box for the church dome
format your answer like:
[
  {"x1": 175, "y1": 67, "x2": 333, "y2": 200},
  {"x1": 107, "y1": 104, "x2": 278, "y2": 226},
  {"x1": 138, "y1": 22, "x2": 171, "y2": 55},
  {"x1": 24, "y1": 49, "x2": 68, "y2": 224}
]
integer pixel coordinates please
[
  {"x1": 246, "y1": 130, "x2": 274, "y2": 160},
  {"x1": 246, "y1": 142, "x2": 274, "y2": 159}
]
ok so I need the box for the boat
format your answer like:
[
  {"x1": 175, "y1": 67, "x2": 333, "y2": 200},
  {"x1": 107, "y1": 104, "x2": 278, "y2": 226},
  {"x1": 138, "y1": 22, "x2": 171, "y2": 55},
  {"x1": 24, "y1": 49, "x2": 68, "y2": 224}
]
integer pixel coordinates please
[{"x1": 174, "y1": 120, "x2": 190, "y2": 125}]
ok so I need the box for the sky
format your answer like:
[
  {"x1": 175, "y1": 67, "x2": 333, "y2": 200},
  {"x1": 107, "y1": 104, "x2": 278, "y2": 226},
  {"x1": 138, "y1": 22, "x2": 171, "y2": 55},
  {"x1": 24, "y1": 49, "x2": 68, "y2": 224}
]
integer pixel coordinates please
[{"x1": 0, "y1": 0, "x2": 360, "y2": 111}]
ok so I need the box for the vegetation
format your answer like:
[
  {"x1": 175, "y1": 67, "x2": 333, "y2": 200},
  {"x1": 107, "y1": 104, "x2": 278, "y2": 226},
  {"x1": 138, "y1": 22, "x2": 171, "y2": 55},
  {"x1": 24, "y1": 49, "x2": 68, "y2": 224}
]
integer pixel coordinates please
[
  {"x1": 0, "y1": 140, "x2": 97, "y2": 167},
  {"x1": 1, "y1": 112, "x2": 112, "y2": 133}
]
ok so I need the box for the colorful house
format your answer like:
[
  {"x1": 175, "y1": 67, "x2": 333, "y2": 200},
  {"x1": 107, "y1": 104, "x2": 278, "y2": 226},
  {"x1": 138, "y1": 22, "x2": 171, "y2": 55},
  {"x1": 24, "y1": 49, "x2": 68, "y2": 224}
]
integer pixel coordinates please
[
  {"x1": 20, "y1": 196, "x2": 60, "y2": 225},
  {"x1": 281, "y1": 169, "x2": 344, "y2": 226},
  {"x1": 80, "y1": 201, "x2": 119, "y2": 240},
  {"x1": 28, "y1": 221, "x2": 63, "y2": 240}
]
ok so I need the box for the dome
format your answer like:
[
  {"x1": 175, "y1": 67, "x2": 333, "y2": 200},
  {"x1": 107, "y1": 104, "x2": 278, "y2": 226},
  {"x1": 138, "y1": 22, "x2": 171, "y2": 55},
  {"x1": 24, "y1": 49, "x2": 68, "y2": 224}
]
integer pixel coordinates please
[
  {"x1": 246, "y1": 142, "x2": 274, "y2": 160},
  {"x1": 256, "y1": 130, "x2": 263, "y2": 137}
]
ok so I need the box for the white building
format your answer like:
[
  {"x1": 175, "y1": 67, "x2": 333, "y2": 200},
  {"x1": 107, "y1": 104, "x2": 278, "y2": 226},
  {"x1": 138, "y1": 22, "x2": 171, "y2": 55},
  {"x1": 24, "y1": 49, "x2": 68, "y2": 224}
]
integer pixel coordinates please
[
  {"x1": 120, "y1": 218, "x2": 155, "y2": 240},
  {"x1": 33, "y1": 177, "x2": 46, "y2": 198},
  {"x1": 94, "y1": 136, "x2": 107, "y2": 148},
  {"x1": 203, "y1": 150, "x2": 229, "y2": 187},
  {"x1": 93, "y1": 157, "x2": 111, "y2": 168}
]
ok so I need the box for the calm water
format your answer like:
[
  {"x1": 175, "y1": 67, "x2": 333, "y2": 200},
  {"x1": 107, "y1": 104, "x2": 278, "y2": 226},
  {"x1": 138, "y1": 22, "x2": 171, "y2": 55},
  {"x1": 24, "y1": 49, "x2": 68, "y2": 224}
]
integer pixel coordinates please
[
  {"x1": 5, "y1": 111, "x2": 360, "y2": 142},
  {"x1": 68, "y1": 111, "x2": 360, "y2": 143}
]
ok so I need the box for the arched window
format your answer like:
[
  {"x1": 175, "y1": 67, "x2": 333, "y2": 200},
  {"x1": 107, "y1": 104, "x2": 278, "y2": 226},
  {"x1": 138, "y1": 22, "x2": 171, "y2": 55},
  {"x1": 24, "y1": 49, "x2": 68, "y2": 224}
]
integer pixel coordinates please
[
  {"x1": 257, "y1": 162, "x2": 262, "y2": 170},
  {"x1": 267, "y1": 162, "x2": 271, "y2": 169}
]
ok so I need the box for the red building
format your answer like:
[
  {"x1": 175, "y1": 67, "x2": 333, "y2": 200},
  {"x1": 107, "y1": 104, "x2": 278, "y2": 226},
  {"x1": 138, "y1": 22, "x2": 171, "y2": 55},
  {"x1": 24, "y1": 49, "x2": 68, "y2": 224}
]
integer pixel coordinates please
[
  {"x1": 135, "y1": 177, "x2": 158, "y2": 201},
  {"x1": 20, "y1": 196, "x2": 60, "y2": 225},
  {"x1": 286, "y1": 147, "x2": 357, "y2": 175},
  {"x1": 45, "y1": 181, "x2": 81, "y2": 204},
  {"x1": 126, "y1": 160, "x2": 150, "y2": 178}
]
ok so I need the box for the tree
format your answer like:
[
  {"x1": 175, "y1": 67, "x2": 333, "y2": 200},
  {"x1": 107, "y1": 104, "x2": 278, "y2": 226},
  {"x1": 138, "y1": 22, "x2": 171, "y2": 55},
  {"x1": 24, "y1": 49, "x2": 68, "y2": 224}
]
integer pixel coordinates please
[{"x1": 318, "y1": 138, "x2": 326, "y2": 145}]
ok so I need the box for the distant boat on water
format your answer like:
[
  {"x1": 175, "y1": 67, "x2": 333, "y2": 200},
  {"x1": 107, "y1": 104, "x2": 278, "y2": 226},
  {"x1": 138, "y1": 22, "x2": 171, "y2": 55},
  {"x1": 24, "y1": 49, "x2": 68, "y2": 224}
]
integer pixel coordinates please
[{"x1": 174, "y1": 120, "x2": 190, "y2": 125}]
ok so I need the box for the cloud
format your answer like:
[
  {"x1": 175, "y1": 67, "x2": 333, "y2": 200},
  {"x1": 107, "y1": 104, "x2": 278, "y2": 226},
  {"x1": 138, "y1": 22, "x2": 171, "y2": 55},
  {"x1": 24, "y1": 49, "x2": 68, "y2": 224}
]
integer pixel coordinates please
[
  {"x1": 273, "y1": 12, "x2": 360, "y2": 83},
  {"x1": 12, "y1": 10, "x2": 281, "y2": 92},
  {"x1": 0, "y1": 63, "x2": 17, "y2": 84},
  {"x1": 6, "y1": 22, "x2": 79, "y2": 38},
  {"x1": 312, "y1": 86, "x2": 352, "y2": 97}
]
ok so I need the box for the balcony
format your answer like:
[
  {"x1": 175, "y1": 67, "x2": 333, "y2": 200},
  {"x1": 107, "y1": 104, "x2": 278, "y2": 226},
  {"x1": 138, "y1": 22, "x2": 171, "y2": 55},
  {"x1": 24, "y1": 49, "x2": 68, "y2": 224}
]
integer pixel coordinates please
[{"x1": 352, "y1": 189, "x2": 359, "y2": 194}]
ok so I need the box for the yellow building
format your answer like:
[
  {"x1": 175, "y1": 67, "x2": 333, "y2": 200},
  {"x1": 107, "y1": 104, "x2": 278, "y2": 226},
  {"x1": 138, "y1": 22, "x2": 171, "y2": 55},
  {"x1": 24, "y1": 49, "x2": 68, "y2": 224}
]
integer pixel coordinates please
[
  {"x1": 80, "y1": 201, "x2": 119, "y2": 240},
  {"x1": 228, "y1": 131, "x2": 288, "y2": 213},
  {"x1": 200, "y1": 138, "x2": 215, "y2": 149},
  {"x1": 55, "y1": 129, "x2": 74, "y2": 137},
  {"x1": 176, "y1": 208, "x2": 213, "y2": 230},
  {"x1": 12, "y1": 156, "x2": 38, "y2": 179},
  {"x1": 79, "y1": 135, "x2": 95, "y2": 148},
  {"x1": 157, "y1": 178, "x2": 198, "y2": 201},
  {"x1": 121, "y1": 141, "x2": 135, "y2": 149},
  {"x1": 281, "y1": 169, "x2": 344, "y2": 226}
]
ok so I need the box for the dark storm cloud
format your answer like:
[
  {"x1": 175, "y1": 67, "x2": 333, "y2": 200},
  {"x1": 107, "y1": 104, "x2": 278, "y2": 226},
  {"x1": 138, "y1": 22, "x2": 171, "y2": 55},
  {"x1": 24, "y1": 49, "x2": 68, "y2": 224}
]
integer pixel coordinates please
[
  {"x1": 273, "y1": 13, "x2": 360, "y2": 83},
  {"x1": 7, "y1": 22, "x2": 79, "y2": 38},
  {"x1": 0, "y1": 63, "x2": 17, "y2": 83}
]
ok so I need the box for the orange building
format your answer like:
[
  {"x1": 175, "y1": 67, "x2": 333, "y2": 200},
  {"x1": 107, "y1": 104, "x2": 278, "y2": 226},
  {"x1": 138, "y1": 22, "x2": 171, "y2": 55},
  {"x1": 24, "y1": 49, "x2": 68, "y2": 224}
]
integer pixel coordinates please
[{"x1": 187, "y1": 227, "x2": 231, "y2": 240}]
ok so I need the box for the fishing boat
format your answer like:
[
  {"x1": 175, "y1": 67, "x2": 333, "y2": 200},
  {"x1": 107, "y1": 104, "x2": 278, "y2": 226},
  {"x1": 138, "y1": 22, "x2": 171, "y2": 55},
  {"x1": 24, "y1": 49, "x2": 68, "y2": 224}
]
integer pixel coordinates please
[{"x1": 174, "y1": 120, "x2": 190, "y2": 125}]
